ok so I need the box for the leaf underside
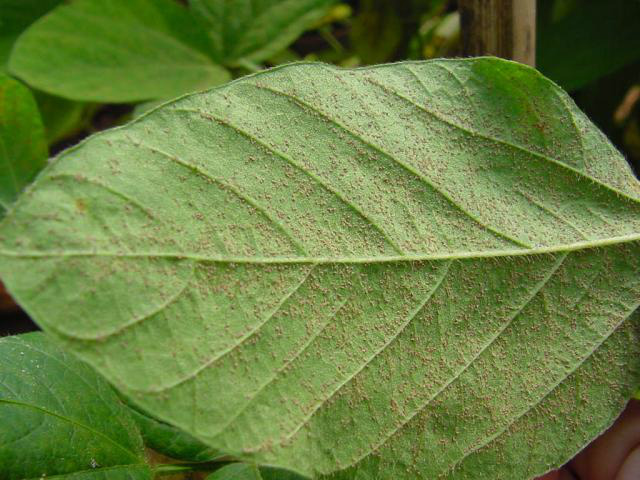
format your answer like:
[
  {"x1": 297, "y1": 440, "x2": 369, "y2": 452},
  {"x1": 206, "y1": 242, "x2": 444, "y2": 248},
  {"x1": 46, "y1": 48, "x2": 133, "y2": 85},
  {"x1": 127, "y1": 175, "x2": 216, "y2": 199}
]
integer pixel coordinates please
[
  {"x1": 0, "y1": 333, "x2": 150, "y2": 480},
  {"x1": 1, "y1": 58, "x2": 640, "y2": 480}
]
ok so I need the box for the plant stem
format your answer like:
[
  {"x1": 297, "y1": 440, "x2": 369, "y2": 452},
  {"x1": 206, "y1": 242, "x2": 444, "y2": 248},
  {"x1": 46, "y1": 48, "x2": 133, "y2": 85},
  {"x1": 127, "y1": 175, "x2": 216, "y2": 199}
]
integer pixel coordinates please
[
  {"x1": 235, "y1": 58, "x2": 263, "y2": 73},
  {"x1": 319, "y1": 25, "x2": 344, "y2": 53}
]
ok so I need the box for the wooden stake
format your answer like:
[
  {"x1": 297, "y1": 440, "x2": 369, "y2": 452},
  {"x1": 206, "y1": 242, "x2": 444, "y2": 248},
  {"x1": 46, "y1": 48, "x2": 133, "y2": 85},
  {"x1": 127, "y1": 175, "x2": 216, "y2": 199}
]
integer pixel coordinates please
[{"x1": 459, "y1": 0, "x2": 536, "y2": 66}]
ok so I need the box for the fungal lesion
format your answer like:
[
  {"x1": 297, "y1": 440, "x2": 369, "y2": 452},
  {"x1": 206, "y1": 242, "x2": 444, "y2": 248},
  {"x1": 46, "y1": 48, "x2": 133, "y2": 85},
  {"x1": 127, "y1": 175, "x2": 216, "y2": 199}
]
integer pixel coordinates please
[{"x1": 75, "y1": 198, "x2": 87, "y2": 214}]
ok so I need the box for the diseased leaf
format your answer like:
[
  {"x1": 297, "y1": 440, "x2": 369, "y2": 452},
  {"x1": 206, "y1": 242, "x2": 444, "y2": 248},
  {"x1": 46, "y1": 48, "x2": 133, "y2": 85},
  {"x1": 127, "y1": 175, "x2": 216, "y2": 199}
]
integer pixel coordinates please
[
  {"x1": 190, "y1": 0, "x2": 337, "y2": 66},
  {"x1": 0, "y1": 74, "x2": 47, "y2": 217},
  {"x1": 8, "y1": 0, "x2": 230, "y2": 102},
  {"x1": 0, "y1": 333, "x2": 151, "y2": 479},
  {"x1": 133, "y1": 100, "x2": 166, "y2": 120},
  {"x1": 1, "y1": 58, "x2": 640, "y2": 480},
  {"x1": 0, "y1": 0, "x2": 63, "y2": 69}
]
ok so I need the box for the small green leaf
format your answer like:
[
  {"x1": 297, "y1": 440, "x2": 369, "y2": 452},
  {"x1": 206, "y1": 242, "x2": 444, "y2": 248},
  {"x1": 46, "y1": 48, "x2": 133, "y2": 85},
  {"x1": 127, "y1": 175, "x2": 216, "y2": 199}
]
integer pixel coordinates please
[
  {"x1": 0, "y1": 333, "x2": 151, "y2": 479},
  {"x1": 261, "y1": 466, "x2": 310, "y2": 480},
  {"x1": 9, "y1": 0, "x2": 230, "y2": 102},
  {"x1": 537, "y1": 0, "x2": 640, "y2": 91},
  {"x1": 206, "y1": 464, "x2": 308, "y2": 480},
  {"x1": 190, "y1": 0, "x2": 337, "y2": 66},
  {"x1": 34, "y1": 91, "x2": 90, "y2": 145},
  {"x1": 1, "y1": 58, "x2": 640, "y2": 479},
  {"x1": 0, "y1": 0, "x2": 63, "y2": 69},
  {"x1": 127, "y1": 402, "x2": 220, "y2": 462},
  {"x1": 0, "y1": 74, "x2": 47, "y2": 217},
  {"x1": 207, "y1": 464, "x2": 263, "y2": 480}
]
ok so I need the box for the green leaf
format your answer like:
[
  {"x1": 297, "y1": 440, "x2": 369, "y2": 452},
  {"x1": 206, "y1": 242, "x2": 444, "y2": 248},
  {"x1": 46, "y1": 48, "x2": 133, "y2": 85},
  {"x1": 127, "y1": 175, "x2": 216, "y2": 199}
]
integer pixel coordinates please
[
  {"x1": 261, "y1": 466, "x2": 310, "y2": 480},
  {"x1": 0, "y1": 0, "x2": 63, "y2": 69},
  {"x1": 8, "y1": 0, "x2": 230, "y2": 102},
  {"x1": 0, "y1": 74, "x2": 47, "y2": 217},
  {"x1": 132, "y1": 100, "x2": 166, "y2": 120},
  {"x1": 127, "y1": 402, "x2": 220, "y2": 462},
  {"x1": 207, "y1": 464, "x2": 263, "y2": 480},
  {"x1": 350, "y1": 0, "x2": 403, "y2": 64},
  {"x1": 0, "y1": 333, "x2": 151, "y2": 479},
  {"x1": 34, "y1": 91, "x2": 90, "y2": 145},
  {"x1": 206, "y1": 464, "x2": 308, "y2": 480},
  {"x1": 1, "y1": 58, "x2": 640, "y2": 480},
  {"x1": 537, "y1": 0, "x2": 640, "y2": 91},
  {"x1": 190, "y1": 0, "x2": 337, "y2": 66}
]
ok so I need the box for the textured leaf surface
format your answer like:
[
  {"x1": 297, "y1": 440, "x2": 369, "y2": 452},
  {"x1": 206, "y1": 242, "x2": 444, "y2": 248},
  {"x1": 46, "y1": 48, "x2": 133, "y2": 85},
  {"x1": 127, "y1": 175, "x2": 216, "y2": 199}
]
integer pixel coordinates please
[
  {"x1": 0, "y1": 74, "x2": 47, "y2": 217},
  {"x1": 8, "y1": 0, "x2": 230, "y2": 102},
  {"x1": 190, "y1": 0, "x2": 337, "y2": 66},
  {"x1": 0, "y1": 333, "x2": 151, "y2": 480},
  {"x1": 1, "y1": 58, "x2": 640, "y2": 480}
]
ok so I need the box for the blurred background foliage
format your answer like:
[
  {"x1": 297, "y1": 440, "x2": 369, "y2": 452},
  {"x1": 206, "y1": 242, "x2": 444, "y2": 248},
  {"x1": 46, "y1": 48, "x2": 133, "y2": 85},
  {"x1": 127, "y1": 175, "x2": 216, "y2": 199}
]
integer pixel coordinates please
[
  {"x1": 1, "y1": 0, "x2": 639, "y2": 172},
  {"x1": 1, "y1": 0, "x2": 640, "y2": 329}
]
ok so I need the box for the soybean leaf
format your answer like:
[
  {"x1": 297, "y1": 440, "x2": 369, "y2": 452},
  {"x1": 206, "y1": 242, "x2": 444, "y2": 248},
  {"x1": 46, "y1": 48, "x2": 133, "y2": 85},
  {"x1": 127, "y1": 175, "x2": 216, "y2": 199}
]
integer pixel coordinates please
[
  {"x1": 207, "y1": 464, "x2": 262, "y2": 480},
  {"x1": 34, "y1": 91, "x2": 90, "y2": 145},
  {"x1": 8, "y1": 0, "x2": 230, "y2": 102},
  {"x1": 350, "y1": 0, "x2": 403, "y2": 64},
  {"x1": 206, "y1": 464, "x2": 308, "y2": 480},
  {"x1": 0, "y1": 0, "x2": 63, "y2": 69},
  {"x1": 1, "y1": 58, "x2": 640, "y2": 480},
  {"x1": 0, "y1": 74, "x2": 47, "y2": 217},
  {"x1": 190, "y1": 0, "x2": 337, "y2": 66},
  {"x1": 537, "y1": 0, "x2": 640, "y2": 91},
  {"x1": 261, "y1": 466, "x2": 310, "y2": 480},
  {"x1": 127, "y1": 402, "x2": 220, "y2": 462},
  {"x1": 0, "y1": 333, "x2": 151, "y2": 479}
]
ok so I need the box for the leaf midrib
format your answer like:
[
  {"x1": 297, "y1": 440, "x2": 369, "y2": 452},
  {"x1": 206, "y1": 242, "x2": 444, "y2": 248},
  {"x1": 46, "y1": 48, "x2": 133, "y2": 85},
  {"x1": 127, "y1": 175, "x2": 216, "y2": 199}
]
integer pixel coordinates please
[
  {"x1": 1, "y1": 233, "x2": 638, "y2": 263},
  {"x1": 0, "y1": 399, "x2": 140, "y2": 462},
  {"x1": 8, "y1": 338, "x2": 140, "y2": 437},
  {"x1": 21, "y1": 463, "x2": 148, "y2": 480}
]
